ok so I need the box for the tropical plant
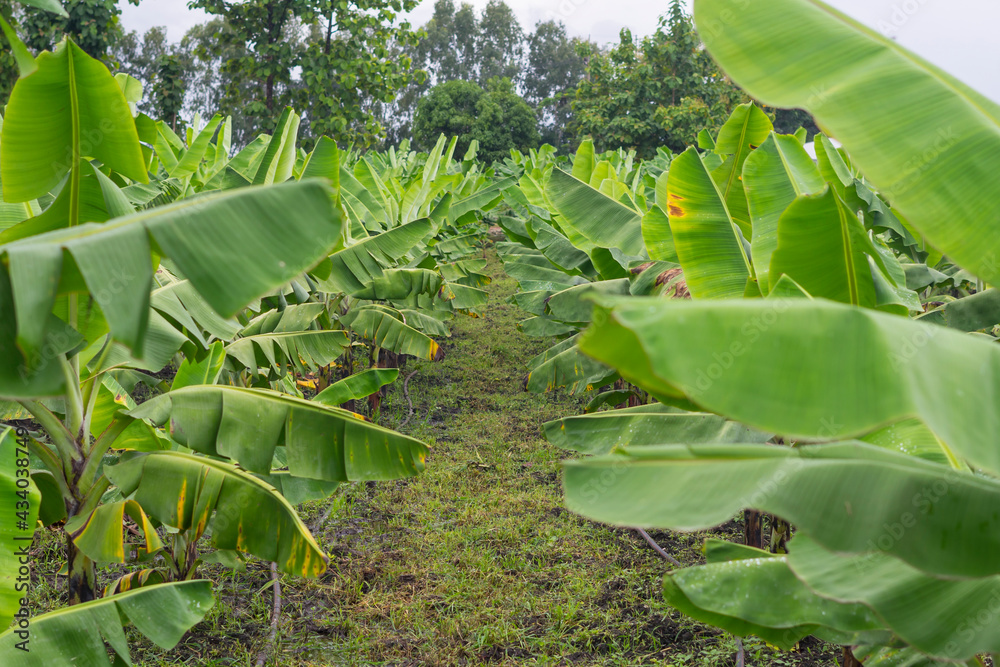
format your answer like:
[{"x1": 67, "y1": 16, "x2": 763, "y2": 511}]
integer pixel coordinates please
[
  {"x1": 0, "y1": 3, "x2": 512, "y2": 660},
  {"x1": 542, "y1": 0, "x2": 1000, "y2": 664}
]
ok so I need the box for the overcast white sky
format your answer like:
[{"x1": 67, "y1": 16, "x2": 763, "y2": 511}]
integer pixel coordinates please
[{"x1": 121, "y1": 0, "x2": 1000, "y2": 102}]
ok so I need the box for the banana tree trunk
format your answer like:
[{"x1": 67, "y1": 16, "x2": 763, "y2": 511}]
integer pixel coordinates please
[
  {"x1": 843, "y1": 647, "x2": 863, "y2": 666},
  {"x1": 744, "y1": 509, "x2": 763, "y2": 549},
  {"x1": 66, "y1": 538, "x2": 96, "y2": 604}
]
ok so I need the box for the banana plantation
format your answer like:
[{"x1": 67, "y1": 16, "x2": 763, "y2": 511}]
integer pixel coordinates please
[{"x1": 1, "y1": 0, "x2": 999, "y2": 664}]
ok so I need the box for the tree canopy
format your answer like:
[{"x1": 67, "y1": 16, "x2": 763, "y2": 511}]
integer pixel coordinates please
[
  {"x1": 412, "y1": 78, "x2": 539, "y2": 163},
  {"x1": 572, "y1": 0, "x2": 749, "y2": 157}
]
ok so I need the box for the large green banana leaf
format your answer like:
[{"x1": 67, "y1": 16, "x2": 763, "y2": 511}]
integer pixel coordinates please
[
  {"x1": 769, "y1": 187, "x2": 880, "y2": 307},
  {"x1": 0, "y1": 580, "x2": 214, "y2": 666},
  {"x1": 545, "y1": 279, "x2": 631, "y2": 324},
  {"x1": 742, "y1": 133, "x2": 825, "y2": 294},
  {"x1": 527, "y1": 220, "x2": 596, "y2": 277},
  {"x1": 317, "y1": 218, "x2": 434, "y2": 294},
  {"x1": 562, "y1": 441, "x2": 1000, "y2": 579},
  {"x1": 106, "y1": 450, "x2": 327, "y2": 576},
  {"x1": 692, "y1": 0, "x2": 1000, "y2": 286},
  {"x1": 579, "y1": 297, "x2": 1000, "y2": 476},
  {"x1": 0, "y1": 180, "x2": 344, "y2": 396},
  {"x1": 170, "y1": 114, "x2": 223, "y2": 179},
  {"x1": 787, "y1": 535, "x2": 1000, "y2": 660},
  {"x1": 709, "y1": 102, "x2": 773, "y2": 239},
  {"x1": 543, "y1": 408, "x2": 769, "y2": 455},
  {"x1": 640, "y1": 205, "x2": 678, "y2": 264},
  {"x1": 239, "y1": 303, "x2": 324, "y2": 336},
  {"x1": 544, "y1": 168, "x2": 645, "y2": 256},
  {"x1": 313, "y1": 368, "x2": 399, "y2": 407},
  {"x1": 351, "y1": 269, "x2": 443, "y2": 301},
  {"x1": 128, "y1": 385, "x2": 428, "y2": 481},
  {"x1": 918, "y1": 288, "x2": 1000, "y2": 332},
  {"x1": 663, "y1": 541, "x2": 885, "y2": 650},
  {"x1": 226, "y1": 330, "x2": 349, "y2": 379},
  {"x1": 1, "y1": 39, "x2": 146, "y2": 202},
  {"x1": 341, "y1": 305, "x2": 442, "y2": 360},
  {"x1": 525, "y1": 343, "x2": 616, "y2": 394},
  {"x1": 666, "y1": 147, "x2": 752, "y2": 299}
]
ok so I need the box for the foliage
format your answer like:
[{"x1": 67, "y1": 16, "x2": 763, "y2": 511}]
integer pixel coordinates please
[
  {"x1": 523, "y1": 20, "x2": 593, "y2": 152},
  {"x1": 488, "y1": 0, "x2": 1000, "y2": 663},
  {"x1": 572, "y1": 1, "x2": 748, "y2": 157},
  {"x1": 413, "y1": 78, "x2": 539, "y2": 164},
  {"x1": 21, "y1": 0, "x2": 137, "y2": 60},
  {"x1": 0, "y1": 0, "x2": 507, "y2": 658},
  {"x1": 188, "y1": 0, "x2": 424, "y2": 147}
]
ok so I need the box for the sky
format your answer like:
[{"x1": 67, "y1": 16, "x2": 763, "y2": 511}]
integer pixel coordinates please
[{"x1": 120, "y1": 0, "x2": 1000, "y2": 103}]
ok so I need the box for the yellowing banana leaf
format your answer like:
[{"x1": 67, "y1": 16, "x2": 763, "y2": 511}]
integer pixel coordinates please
[
  {"x1": 0, "y1": 580, "x2": 214, "y2": 666},
  {"x1": 66, "y1": 499, "x2": 163, "y2": 564},
  {"x1": 106, "y1": 450, "x2": 327, "y2": 576},
  {"x1": 341, "y1": 305, "x2": 441, "y2": 360},
  {"x1": 128, "y1": 385, "x2": 428, "y2": 481},
  {"x1": 693, "y1": 0, "x2": 1000, "y2": 286},
  {"x1": 666, "y1": 147, "x2": 752, "y2": 299}
]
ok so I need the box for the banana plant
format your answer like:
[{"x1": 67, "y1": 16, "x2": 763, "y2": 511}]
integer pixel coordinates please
[
  {"x1": 0, "y1": 17, "x2": 439, "y2": 667},
  {"x1": 554, "y1": 0, "x2": 1000, "y2": 663}
]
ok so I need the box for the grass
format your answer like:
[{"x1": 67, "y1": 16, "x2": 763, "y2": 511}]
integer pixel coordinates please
[{"x1": 28, "y1": 248, "x2": 840, "y2": 666}]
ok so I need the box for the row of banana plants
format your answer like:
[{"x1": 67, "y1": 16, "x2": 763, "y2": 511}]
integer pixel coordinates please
[
  {"x1": 0, "y1": 0, "x2": 506, "y2": 661},
  {"x1": 495, "y1": 0, "x2": 1000, "y2": 663}
]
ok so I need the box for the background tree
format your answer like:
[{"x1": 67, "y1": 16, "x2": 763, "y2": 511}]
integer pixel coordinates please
[
  {"x1": 178, "y1": 18, "x2": 256, "y2": 141},
  {"x1": 523, "y1": 20, "x2": 592, "y2": 151},
  {"x1": 573, "y1": 0, "x2": 748, "y2": 157},
  {"x1": 296, "y1": 0, "x2": 424, "y2": 146},
  {"x1": 0, "y1": 4, "x2": 23, "y2": 104},
  {"x1": 412, "y1": 77, "x2": 538, "y2": 163},
  {"x1": 153, "y1": 54, "x2": 187, "y2": 130},
  {"x1": 475, "y1": 0, "x2": 523, "y2": 85},
  {"x1": 20, "y1": 0, "x2": 140, "y2": 61},
  {"x1": 188, "y1": 0, "x2": 424, "y2": 148}
]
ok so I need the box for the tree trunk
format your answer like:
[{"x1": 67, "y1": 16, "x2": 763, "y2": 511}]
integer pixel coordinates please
[
  {"x1": 743, "y1": 509, "x2": 763, "y2": 549},
  {"x1": 67, "y1": 537, "x2": 96, "y2": 604},
  {"x1": 842, "y1": 647, "x2": 863, "y2": 666}
]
